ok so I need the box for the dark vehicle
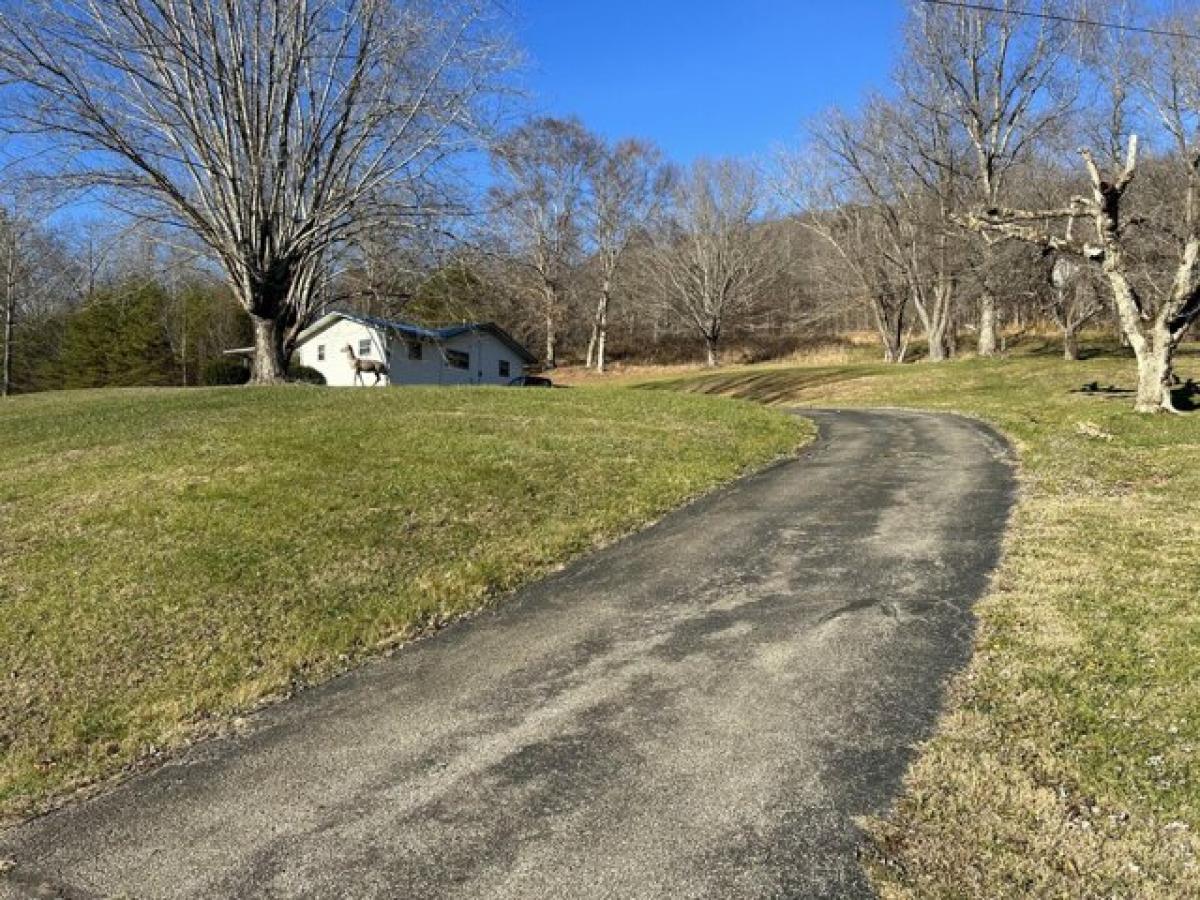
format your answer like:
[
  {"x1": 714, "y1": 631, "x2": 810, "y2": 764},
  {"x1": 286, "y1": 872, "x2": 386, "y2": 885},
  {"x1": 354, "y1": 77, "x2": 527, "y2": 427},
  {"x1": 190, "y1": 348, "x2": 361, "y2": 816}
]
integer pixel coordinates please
[{"x1": 508, "y1": 375, "x2": 554, "y2": 387}]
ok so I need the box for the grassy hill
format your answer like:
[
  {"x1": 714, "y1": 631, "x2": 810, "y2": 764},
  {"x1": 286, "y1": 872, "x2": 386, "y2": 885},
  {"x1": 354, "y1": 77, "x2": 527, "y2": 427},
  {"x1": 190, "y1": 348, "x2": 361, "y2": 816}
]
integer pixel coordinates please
[
  {"x1": 645, "y1": 341, "x2": 1200, "y2": 898},
  {"x1": 0, "y1": 385, "x2": 808, "y2": 821}
]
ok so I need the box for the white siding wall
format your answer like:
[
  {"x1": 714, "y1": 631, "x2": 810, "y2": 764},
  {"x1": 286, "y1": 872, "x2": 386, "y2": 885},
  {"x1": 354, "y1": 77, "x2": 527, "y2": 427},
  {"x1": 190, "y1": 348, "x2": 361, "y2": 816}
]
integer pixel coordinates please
[
  {"x1": 383, "y1": 334, "x2": 437, "y2": 385},
  {"x1": 295, "y1": 317, "x2": 529, "y2": 387},
  {"x1": 441, "y1": 332, "x2": 527, "y2": 386},
  {"x1": 294, "y1": 319, "x2": 389, "y2": 387}
]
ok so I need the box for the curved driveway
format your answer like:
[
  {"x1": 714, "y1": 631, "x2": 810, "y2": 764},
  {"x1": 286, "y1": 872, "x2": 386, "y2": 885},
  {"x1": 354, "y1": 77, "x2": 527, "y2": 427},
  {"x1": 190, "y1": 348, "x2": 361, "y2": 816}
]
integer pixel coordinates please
[{"x1": 0, "y1": 409, "x2": 1015, "y2": 900}]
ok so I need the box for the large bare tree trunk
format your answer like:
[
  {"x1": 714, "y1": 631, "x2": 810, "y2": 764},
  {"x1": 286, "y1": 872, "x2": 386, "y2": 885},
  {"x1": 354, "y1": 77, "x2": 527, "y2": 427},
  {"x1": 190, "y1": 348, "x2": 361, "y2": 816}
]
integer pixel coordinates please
[
  {"x1": 926, "y1": 320, "x2": 949, "y2": 362},
  {"x1": 1093, "y1": 148, "x2": 1194, "y2": 413},
  {"x1": 1106, "y1": 268, "x2": 1182, "y2": 413},
  {"x1": 1133, "y1": 335, "x2": 1175, "y2": 412},
  {"x1": 249, "y1": 316, "x2": 287, "y2": 385},
  {"x1": 239, "y1": 264, "x2": 313, "y2": 384}
]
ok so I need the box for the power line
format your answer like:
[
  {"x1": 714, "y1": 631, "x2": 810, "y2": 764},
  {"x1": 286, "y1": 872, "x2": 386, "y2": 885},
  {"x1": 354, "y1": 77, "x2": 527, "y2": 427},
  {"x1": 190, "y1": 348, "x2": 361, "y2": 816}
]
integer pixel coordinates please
[{"x1": 920, "y1": 0, "x2": 1200, "y2": 41}]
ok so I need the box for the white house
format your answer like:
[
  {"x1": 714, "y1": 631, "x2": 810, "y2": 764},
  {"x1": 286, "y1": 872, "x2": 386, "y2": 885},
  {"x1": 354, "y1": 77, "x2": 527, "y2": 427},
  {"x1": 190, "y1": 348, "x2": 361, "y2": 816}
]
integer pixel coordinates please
[{"x1": 292, "y1": 311, "x2": 537, "y2": 387}]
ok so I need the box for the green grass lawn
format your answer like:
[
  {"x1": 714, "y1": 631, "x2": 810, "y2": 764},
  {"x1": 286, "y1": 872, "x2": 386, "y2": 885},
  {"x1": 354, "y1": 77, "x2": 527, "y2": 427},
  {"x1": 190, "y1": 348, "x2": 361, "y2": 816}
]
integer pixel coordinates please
[
  {"x1": 648, "y1": 340, "x2": 1200, "y2": 898},
  {"x1": 0, "y1": 385, "x2": 808, "y2": 822}
]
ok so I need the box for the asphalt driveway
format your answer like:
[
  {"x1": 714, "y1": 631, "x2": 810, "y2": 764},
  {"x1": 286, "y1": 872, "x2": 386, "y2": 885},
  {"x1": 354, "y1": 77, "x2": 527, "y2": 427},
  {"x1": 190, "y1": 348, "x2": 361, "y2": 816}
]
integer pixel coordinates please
[{"x1": 0, "y1": 409, "x2": 1015, "y2": 899}]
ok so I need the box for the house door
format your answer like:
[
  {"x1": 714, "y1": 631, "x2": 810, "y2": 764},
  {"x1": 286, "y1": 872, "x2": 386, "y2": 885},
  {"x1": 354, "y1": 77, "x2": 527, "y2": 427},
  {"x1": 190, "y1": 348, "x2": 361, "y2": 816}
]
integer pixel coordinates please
[{"x1": 474, "y1": 340, "x2": 484, "y2": 385}]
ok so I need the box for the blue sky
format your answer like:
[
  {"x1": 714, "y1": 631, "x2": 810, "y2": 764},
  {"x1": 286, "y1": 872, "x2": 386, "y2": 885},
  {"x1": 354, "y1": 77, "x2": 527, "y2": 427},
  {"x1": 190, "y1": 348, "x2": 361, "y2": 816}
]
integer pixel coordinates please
[{"x1": 512, "y1": 1, "x2": 908, "y2": 161}]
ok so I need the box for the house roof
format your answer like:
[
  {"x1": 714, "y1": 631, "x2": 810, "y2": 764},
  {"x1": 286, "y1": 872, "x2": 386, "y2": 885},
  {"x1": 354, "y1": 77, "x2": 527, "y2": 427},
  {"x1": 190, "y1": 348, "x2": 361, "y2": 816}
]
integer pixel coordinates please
[{"x1": 298, "y1": 311, "x2": 537, "y2": 363}]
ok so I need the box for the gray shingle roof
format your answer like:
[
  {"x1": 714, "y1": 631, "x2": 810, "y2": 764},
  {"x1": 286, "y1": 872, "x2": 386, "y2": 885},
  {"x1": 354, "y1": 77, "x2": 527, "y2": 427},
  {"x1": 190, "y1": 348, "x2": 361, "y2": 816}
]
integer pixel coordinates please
[{"x1": 300, "y1": 311, "x2": 536, "y2": 363}]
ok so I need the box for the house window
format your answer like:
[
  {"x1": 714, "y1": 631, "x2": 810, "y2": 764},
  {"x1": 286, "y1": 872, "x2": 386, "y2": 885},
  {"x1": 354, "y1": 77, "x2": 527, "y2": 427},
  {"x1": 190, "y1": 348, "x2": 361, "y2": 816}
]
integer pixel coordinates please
[
  {"x1": 317, "y1": 345, "x2": 325, "y2": 361},
  {"x1": 446, "y1": 349, "x2": 469, "y2": 370},
  {"x1": 407, "y1": 340, "x2": 423, "y2": 361},
  {"x1": 358, "y1": 338, "x2": 371, "y2": 357},
  {"x1": 499, "y1": 360, "x2": 510, "y2": 378}
]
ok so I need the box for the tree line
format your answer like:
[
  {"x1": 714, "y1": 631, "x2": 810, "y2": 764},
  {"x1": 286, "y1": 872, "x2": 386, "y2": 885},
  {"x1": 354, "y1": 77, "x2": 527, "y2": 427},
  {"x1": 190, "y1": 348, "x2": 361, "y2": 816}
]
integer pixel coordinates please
[
  {"x1": 3, "y1": 0, "x2": 1200, "y2": 411},
  {"x1": 0, "y1": 217, "x2": 252, "y2": 394},
  {"x1": 783, "y1": 0, "x2": 1200, "y2": 412}
]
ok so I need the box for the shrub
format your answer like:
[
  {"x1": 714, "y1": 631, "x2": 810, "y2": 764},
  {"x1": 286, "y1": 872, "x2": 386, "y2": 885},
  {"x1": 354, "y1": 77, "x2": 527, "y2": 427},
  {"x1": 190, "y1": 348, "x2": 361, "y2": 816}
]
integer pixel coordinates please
[
  {"x1": 201, "y1": 357, "x2": 250, "y2": 386},
  {"x1": 288, "y1": 364, "x2": 326, "y2": 385}
]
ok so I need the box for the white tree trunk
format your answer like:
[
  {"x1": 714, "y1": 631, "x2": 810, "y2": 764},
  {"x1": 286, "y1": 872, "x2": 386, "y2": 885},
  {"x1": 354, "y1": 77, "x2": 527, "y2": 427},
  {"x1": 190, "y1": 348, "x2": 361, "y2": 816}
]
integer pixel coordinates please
[
  {"x1": 543, "y1": 314, "x2": 556, "y2": 369},
  {"x1": 1133, "y1": 336, "x2": 1175, "y2": 413},
  {"x1": 595, "y1": 287, "x2": 610, "y2": 372},
  {"x1": 584, "y1": 322, "x2": 597, "y2": 369},
  {"x1": 585, "y1": 281, "x2": 611, "y2": 371},
  {"x1": 911, "y1": 280, "x2": 953, "y2": 363},
  {"x1": 978, "y1": 293, "x2": 998, "y2": 356},
  {"x1": 1103, "y1": 259, "x2": 1180, "y2": 413},
  {"x1": 926, "y1": 320, "x2": 949, "y2": 362}
]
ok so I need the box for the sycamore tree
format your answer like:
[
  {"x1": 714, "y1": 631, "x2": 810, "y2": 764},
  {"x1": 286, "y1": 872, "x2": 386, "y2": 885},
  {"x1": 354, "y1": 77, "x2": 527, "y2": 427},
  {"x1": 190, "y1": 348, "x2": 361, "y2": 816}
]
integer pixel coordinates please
[
  {"x1": 958, "y1": 10, "x2": 1200, "y2": 412},
  {"x1": 0, "y1": 0, "x2": 511, "y2": 382}
]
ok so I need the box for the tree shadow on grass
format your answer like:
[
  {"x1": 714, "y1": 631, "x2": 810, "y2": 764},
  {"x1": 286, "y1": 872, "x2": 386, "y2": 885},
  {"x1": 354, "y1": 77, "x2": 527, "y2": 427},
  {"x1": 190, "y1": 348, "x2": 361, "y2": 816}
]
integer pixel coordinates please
[
  {"x1": 1072, "y1": 381, "x2": 1135, "y2": 398},
  {"x1": 1071, "y1": 378, "x2": 1200, "y2": 411},
  {"x1": 1171, "y1": 379, "x2": 1200, "y2": 411}
]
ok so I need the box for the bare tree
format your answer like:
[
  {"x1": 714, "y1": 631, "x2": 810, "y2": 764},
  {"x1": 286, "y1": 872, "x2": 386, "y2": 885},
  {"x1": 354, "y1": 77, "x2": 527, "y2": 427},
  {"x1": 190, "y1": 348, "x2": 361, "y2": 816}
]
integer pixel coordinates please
[
  {"x1": 776, "y1": 148, "x2": 912, "y2": 362},
  {"x1": 328, "y1": 231, "x2": 442, "y2": 320},
  {"x1": 488, "y1": 117, "x2": 600, "y2": 368},
  {"x1": 584, "y1": 139, "x2": 672, "y2": 371},
  {"x1": 647, "y1": 159, "x2": 774, "y2": 367},
  {"x1": 786, "y1": 96, "x2": 964, "y2": 363},
  {"x1": 1047, "y1": 254, "x2": 1103, "y2": 360},
  {"x1": 908, "y1": 0, "x2": 1073, "y2": 356},
  {"x1": 0, "y1": 0, "x2": 510, "y2": 382},
  {"x1": 958, "y1": 9, "x2": 1200, "y2": 411},
  {"x1": 959, "y1": 135, "x2": 1200, "y2": 412}
]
